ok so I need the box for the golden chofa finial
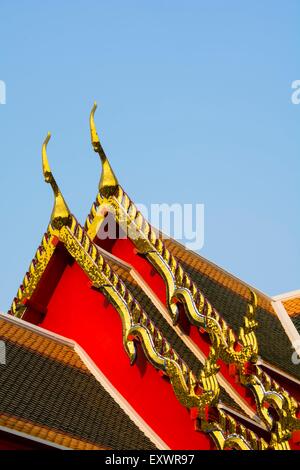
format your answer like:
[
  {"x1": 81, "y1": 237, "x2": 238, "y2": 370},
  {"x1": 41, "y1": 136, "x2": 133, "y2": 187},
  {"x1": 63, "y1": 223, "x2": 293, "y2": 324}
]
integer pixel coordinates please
[
  {"x1": 42, "y1": 132, "x2": 71, "y2": 229},
  {"x1": 90, "y1": 102, "x2": 119, "y2": 197}
]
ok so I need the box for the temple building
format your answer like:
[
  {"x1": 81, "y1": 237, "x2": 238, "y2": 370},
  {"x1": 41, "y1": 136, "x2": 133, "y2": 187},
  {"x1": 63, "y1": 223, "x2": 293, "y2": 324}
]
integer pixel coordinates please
[{"x1": 0, "y1": 104, "x2": 299, "y2": 450}]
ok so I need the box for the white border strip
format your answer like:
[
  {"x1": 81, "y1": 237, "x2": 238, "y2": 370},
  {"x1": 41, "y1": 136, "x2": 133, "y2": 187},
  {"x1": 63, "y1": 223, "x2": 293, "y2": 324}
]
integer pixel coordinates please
[
  {"x1": 219, "y1": 404, "x2": 264, "y2": 428},
  {"x1": 0, "y1": 424, "x2": 70, "y2": 450},
  {"x1": 0, "y1": 312, "x2": 74, "y2": 347},
  {"x1": 258, "y1": 358, "x2": 300, "y2": 386},
  {"x1": 273, "y1": 290, "x2": 300, "y2": 302},
  {"x1": 271, "y1": 301, "x2": 300, "y2": 360},
  {"x1": 73, "y1": 344, "x2": 169, "y2": 449}
]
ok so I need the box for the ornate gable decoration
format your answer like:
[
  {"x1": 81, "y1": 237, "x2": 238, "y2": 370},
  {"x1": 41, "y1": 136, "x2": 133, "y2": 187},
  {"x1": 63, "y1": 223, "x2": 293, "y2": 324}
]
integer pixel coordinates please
[
  {"x1": 7, "y1": 107, "x2": 300, "y2": 450},
  {"x1": 85, "y1": 104, "x2": 300, "y2": 448}
]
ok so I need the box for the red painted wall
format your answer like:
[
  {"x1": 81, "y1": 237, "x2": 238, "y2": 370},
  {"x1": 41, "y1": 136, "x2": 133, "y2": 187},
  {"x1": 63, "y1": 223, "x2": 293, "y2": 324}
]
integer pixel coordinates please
[
  {"x1": 99, "y1": 236, "x2": 168, "y2": 304},
  {"x1": 37, "y1": 252, "x2": 213, "y2": 450}
]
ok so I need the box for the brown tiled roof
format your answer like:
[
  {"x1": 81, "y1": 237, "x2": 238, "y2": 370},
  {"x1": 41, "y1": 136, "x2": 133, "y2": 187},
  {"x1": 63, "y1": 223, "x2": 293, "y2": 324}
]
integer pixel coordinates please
[
  {"x1": 0, "y1": 319, "x2": 87, "y2": 371},
  {"x1": 0, "y1": 413, "x2": 104, "y2": 450},
  {"x1": 282, "y1": 298, "x2": 300, "y2": 335},
  {"x1": 164, "y1": 239, "x2": 299, "y2": 380},
  {"x1": 283, "y1": 298, "x2": 300, "y2": 317},
  {"x1": 105, "y1": 257, "x2": 248, "y2": 416},
  {"x1": 291, "y1": 315, "x2": 300, "y2": 335},
  {"x1": 0, "y1": 317, "x2": 157, "y2": 450}
]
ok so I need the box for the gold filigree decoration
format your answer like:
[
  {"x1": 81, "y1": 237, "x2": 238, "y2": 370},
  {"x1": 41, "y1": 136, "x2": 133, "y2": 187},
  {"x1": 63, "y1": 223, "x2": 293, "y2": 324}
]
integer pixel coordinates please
[
  {"x1": 9, "y1": 231, "x2": 57, "y2": 317},
  {"x1": 85, "y1": 105, "x2": 299, "y2": 447}
]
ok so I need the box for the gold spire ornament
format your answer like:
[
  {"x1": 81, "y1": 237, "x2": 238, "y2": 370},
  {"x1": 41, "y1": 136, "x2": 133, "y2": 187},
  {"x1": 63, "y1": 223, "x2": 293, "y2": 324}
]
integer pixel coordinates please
[
  {"x1": 42, "y1": 132, "x2": 71, "y2": 229},
  {"x1": 90, "y1": 102, "x2": 119, "y2": 197}
]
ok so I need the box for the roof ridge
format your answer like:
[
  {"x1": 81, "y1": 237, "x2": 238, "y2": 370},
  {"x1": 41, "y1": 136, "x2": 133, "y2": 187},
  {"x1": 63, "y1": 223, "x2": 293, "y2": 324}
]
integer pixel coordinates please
[
  {"x1": 0, "y1": 312, "x2": 74, "y2": 346},
  {"x1": 273, "y1": 290, "x2": 300, "y2": 302},
  {"x1": 164, "y1": 236, "x2": 273, "y2": 302},
  {"x1": 164, "y1": 238, "x2": 276, "y2": 316}
]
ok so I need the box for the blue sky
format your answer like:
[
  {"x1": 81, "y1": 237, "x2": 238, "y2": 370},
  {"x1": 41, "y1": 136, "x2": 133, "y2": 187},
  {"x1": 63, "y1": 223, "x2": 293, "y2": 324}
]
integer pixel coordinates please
[{"x1": 0, "y1": 1, "x2": 299, "y2": 311}]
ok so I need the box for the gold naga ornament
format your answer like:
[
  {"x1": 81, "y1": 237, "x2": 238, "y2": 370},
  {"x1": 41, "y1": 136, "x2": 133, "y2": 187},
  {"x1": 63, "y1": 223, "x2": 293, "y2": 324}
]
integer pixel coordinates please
[
  {"x1": 9, "y1": 130, "x2": 270, "y2": 450},
  {"x1": 86, "y1": 103, "x2": 299, "y2": 449}
]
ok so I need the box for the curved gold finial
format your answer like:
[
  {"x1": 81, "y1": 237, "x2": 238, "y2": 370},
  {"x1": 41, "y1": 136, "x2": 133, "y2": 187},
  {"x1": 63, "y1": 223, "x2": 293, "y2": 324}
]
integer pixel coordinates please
[
  {"x1": 90, "y1": 102, "x2": 101, "y2": 152},
  {"x1": 42, "y1": 132, "x2": 52, "y2": 179},
  {"x1": 42, "y1": 133, "x2": 71, "y2": 229},
  {"x1": 90, "y1": 102, "x2": 119, "y2": 197}
]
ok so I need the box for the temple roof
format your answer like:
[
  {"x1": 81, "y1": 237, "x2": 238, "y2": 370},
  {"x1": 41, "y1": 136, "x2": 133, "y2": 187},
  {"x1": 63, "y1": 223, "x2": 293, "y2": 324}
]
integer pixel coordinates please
[
  {"x1": 0, "y1": 314, "x2": 161, "y2": 450},
  {"x1": 4, "y1": 107, "x2": 299, "y2": 450}
]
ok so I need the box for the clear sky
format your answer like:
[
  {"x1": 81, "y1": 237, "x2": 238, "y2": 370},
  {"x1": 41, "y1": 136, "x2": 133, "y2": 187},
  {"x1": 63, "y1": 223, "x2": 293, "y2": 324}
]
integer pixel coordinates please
[{"x1": 0, "y1": 1, "x2": 299, "y2": 311}]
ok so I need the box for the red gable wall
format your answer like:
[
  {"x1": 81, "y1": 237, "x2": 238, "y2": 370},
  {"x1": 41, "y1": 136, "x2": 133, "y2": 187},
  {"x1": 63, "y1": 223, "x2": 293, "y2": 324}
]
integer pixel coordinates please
[{"x1": 23, "y1": 245, "x2": 213, "y2": 450}]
